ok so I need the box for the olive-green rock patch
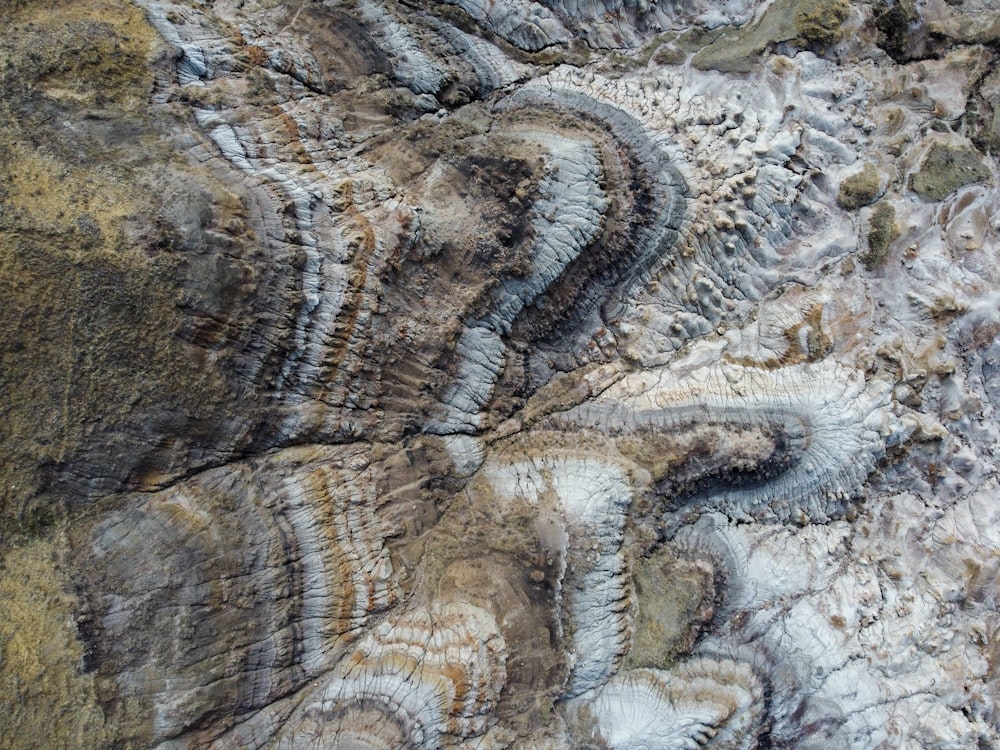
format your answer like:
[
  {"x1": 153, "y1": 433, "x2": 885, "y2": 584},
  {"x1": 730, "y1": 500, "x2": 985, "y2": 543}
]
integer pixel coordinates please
[
  {"x1": 625, "y1": 551, "x2": 715, "y2": 670},
  {"x1": 0, "y1": 538, "x2": 110, "y2": 750},
  {"x1": 0, "y1": 0, "x2": 246, "y2": 530},
  {"x1": 862, "y1": 201, "x2": 897, "y2": 270},
  {"x1": 692, "y1": 0, "x2": 850, "y2": 73},
  {"x1": 838, "y1": 163, "x2": 882, "y2": 210},
  {"x1": 874, "y1": 0, "x2": 920, "y2": 62},
  {"x1": 911, "y1": 143, "x2": 991, "y2": 201}
]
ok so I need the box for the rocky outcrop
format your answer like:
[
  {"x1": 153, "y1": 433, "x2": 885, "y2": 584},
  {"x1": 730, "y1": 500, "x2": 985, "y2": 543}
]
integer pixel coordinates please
[{"x1": 3, "y1": 0, "x2": 1000, "y2": 748}]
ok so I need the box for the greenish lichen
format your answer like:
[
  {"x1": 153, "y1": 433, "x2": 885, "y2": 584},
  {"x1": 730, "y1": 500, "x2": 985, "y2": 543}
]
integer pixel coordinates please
[
  {"x1": 838, "y1": 163, "x2": 882, "y2": 210},
  {"x1": 794, "y1": 0, "x2": 852, "y2": 45},
  {"x1": 625, "y1": 551, "x2": 714, "y2": 670},
  {"x1": 910, "y1": 143, "x2": 991, "y2": 201},
  {"x1": 692, "y1": 0, "x2": 849, "y2": 73},
  {"x1": 863, "y1": 201, "x2": 897, "y2": 269},
  {"x1": 0, "y1": 537, "x2": 111, "y2": 750},
  {"x1": 874, "y1": 0, "x2": 919, "y2": 62},
  {"x1": 0, "y1": 0, "x2": 252, "y2": 530}
]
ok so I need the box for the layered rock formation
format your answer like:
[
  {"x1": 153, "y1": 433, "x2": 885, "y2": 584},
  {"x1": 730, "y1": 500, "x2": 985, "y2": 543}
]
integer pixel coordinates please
[{"x1": 2, "y1": 0, "x2": 1000, "y2": 748}]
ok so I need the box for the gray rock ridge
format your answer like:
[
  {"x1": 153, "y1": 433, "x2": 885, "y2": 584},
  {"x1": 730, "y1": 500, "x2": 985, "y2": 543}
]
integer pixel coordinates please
[{"x1": 2, "y1": 0, "x2": 1000, "y2": 748}]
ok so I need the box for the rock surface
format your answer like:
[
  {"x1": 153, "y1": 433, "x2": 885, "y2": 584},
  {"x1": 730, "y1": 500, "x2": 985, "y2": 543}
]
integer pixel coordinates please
[{"x1": 2, "y1": 0, "x2": 1000, "y2": 748}]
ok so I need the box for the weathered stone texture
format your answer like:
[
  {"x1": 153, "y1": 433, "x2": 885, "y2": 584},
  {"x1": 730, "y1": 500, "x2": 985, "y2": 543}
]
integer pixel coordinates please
[{"x1": 2, "y1": 0, "x2": 999, "y2": 747}]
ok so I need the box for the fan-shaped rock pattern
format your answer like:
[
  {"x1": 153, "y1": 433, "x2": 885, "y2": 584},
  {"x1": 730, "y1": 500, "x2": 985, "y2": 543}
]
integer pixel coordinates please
[
  {"x1": 4, "y1": 0, "x2": 1000, "y2": 749},
  {"x1": 273, "y1": 603, "x2": 507, "y2": 749},
  {"x1": 481, "y1": 453, "x2": 634, "y2": 698},
  {"x1": 554, "y1": 359, "x2": 896, "y2": 522},
  {"x1": 564, "y1": 658, "x2": 765, "y2": 749},
  {"x1": 74, "y1": 448, "x2": 401, "y2": 747}
]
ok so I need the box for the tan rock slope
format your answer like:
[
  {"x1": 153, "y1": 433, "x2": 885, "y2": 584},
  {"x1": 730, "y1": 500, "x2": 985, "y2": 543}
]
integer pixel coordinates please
[{"x1": 2, "y1": 0, "x2": 999, "y2": 747}]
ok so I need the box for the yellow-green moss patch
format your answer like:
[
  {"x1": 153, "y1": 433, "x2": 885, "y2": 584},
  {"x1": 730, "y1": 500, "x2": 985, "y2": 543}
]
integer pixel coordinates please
[
  {"x1": 692, "y1": 0, "x2": 849, "y2": 73},
  {"x1": 0, "y1": 538, "x2": 109, "y2": 750},
  {"x1": 838, "y1": 163, "x2": 882, "y2": 210},
  {"x1": 863, "y1": 201, "x2": 897, "y2": 269},
  {"x1": 625, "y1": 550, "x2": 715, "y2": 670},
  {"x1": 911, "y1": 143, "x2": 991, "y2": 201}
]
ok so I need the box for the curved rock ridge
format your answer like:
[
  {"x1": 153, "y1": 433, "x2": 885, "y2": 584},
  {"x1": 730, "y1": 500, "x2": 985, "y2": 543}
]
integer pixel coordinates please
[
  {"x1": 554, "y1": 359, "x2": 897, "y2": 523},
  {"x1": 273, "y1": 602, "x2": 508, "y2": 750},
  {"x1": 494, "y1": 69, "x2": 690, "y2": 344},
  {"x1": 443, "y1": 0, "x2": 572, "y2": 52},
  {"x1": 480, "y1": 453, "x2": 634, "y2": 698},
  {"x1": 121, "y1": 0, "x2": 848, "y2": 456},
  {"x1": 4, "y1": 0, "x2": 1000, "y2": 748},
  {"x1": 443, "y1": 0, "x2": 760, "y2": 50},
  {"x1": 74, "y1": 447, "x2": 402, "y2": 747},
  {"x1": 658, "y1": 508, "x2": 1000, "y2": 749},
  {"x1": 427, "y1": 129, "x2": 612, "y2": 435},
  {"x1": 564, "y1": 658, "x2": 765, "y2": 749}
]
